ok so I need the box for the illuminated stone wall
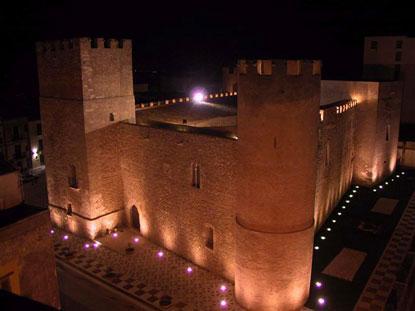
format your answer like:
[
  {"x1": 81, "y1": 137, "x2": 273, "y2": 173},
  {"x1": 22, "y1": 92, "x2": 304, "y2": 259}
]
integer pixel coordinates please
[
  {"x1": 0, "y1": 211, "x2": 60, "y2": 308},
  {"x1": 118, "y1": 123, "x2": 237, "y2": 280},
  {"x1": 38, "y1": 38, "x2": 135, "y2": 238},
  {"x1": 314, "y1": 103, "x2": 355, "y2": 229}
]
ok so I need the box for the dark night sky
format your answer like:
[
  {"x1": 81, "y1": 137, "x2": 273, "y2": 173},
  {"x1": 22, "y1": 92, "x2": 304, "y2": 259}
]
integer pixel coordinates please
[{"x1": 1, "y1": 0, "x2": 414, "y2": 117}]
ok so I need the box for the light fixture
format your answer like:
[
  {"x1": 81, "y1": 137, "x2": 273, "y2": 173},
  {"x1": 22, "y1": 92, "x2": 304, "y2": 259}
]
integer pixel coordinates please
[
  {"x1": 320, "y1": 236, "x2": 326, "y2": 240},
  {"x1": 337, "y1": 212, "x2": 342, "y2": 216},
  {"x1": 50, "y1": 229, "x2": 55, "y2": 234},
  {"x1": 373, "y1": 189, "x2": 377, "y2": 192},
  {"x1": 355, "y1": 185, "x2": 360, "y2": 189},
  {"x1": 63, "y1": 235, "x2": 69, "y2": 240},
  {"x1": 342, "y1": 205, "x2": 346, "y2": 209},
  {"x1": 93, "y1": 242, "x2": 100, "y2": 248},
  {"x1": 133, "y1": 237, "x2": 139, "y2": 243},
  {"x1": 326, "y1": 227, "x2": 331, "y2": 231},
  {"x1": 157, "y1": 251, "x2": 164, "y2": 258},
  {"x1": 402, "y1": 172, "x2": 405, "y2": 175},
  {"x1": 186, "y1": 267, "x2": 193, "y2": 273},
  {"x1": 315, "y1": 281, "x2": 322, "y2": 288},
  {"x1": 345, "y1": 200, "x2": 350, "y2": 203},
  {"x1": 352, "y1": 190, "x2": 357, "y2": 193},
  {"x1": 220, "y1": 300, "x2": 227, "y2": 308},
  {"x1": 379, "y1": 185, "x2": 383, "y2": 189},
  {"x1": 349, "y1": 194, "x2": 353, "y2": 198},
  {"x1": 385, "y1": 182, "x2": 389, "y2": 185},
  {"x1": 332, "y1": 219, "x2": 336, "y2": 223},
  {"x1": 314, "y1": 246, "x2": 320, "y2": 250},
  {"x1": 220, "y1": 285, "x2": 227, "y2": 292},
  {"x1": 112, "y1": 232, "x2": 118, "y2": 238},
  {"x1": 84, "y1": 243, "x2": 90, "y2": 249},
  {"x1": 318, "y1": 297, "x2": 326, "y2": 306}
]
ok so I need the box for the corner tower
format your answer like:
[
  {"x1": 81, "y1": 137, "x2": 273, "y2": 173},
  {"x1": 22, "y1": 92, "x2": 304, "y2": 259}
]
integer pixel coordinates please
[
  {"x1": 235, "y1": 59, "x2": 321, "y2": 310},
  {"x1": 37, "y1": 38, "x2": 135, "y2": 238}
]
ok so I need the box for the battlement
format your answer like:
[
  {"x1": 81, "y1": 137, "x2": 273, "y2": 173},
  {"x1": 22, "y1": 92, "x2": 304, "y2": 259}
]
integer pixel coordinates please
[
  {"x1": 238, "y1": 59, "x2": 321, "y2": 76},
  {"x1": 36, "y1": 37, "x2": 131, "y2": 53}
]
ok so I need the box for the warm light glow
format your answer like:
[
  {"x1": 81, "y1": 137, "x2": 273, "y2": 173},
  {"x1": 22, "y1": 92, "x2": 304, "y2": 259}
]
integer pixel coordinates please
[
  {"x1": 320, "y1": 236, "x2": 326, "y2": 240},
  {"x1": 315, "y1": 281, "x2": 322, "y2": 288},
  {"x1": 341, "y1": 205, "x2": 346, "y2": 209},
  {"x1": 84, "y1": 243, "x2": 90, "y2": 249},
  {"x1": 355, "y1": 185, "x2": 359, "y2": 189},
  {"x1": 50, "y1": 229, "x2": 55, "y2": 234},
  {"x1": 133, "y1": 237, "x2": 139, "y2": 243},
  {"x1": 349, "y1": 194, "x2": 353, "y2": 198},
  {"x1": 220, "y1": 285, "x2": 227, "y2": 292},
  {"x1": 337, "y1": 212, "x2": 342, "y2": 216},
  {"x1": 93, "y1": 242, "x2": 100, "y2": 248},
  {"x1": 112, "y1": 232, "x2": 118, "y2": 238},
  {"x1": 63, "y1": 235, "x2": 69, "y2": 240},
  {"x1": 345, "y1": 200, "x2": 350, "y2": 203},
  {"x1": 385, "y1": 182, "x2": 389, "y2": 185},
  {"x1": 326, "y1": 227, "x2": 331, "y2": 231},
  {"x1": 32, "y1": 148, "x2": 39, "y2": 159},
  {"x1": 391, "y1": 178, "x2": 394, "y2": 181},
  {"x1": 332, "y1": 219, "x2": 336, "y2": 223},
  {"x1": 373, "y1": 189, "x2": 377, "y2": 192},
  {"x1": 157, "y1": 251, "x2": 164, "y2": 258},
  {"x1": 186, "y1": 267, "x2": 193, "y2": 273},
  {"x1": 220, "y1": 300, "x2": 227, "y2": 308},
  {"x1": 402, "y1": 172, "x2": 405, "y2": 175},
  {"x1": 352, "y1": 190, "x2": 357, "y2": 193},
  {"x1": 379, "y1": 185, "x2": 383, "y2": 189}
]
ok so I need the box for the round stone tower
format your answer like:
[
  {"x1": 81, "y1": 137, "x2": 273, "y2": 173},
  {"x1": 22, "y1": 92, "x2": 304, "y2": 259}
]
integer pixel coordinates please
[{"x1": 235, "y1": 59, "x2": 321, "y2": 310}]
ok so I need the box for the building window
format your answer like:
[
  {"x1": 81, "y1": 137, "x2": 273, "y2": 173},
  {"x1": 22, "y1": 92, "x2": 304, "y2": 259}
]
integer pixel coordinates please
[
  {"x1": 370, "y1": 40, "x2": 378, "y2": 50},
  {"x1": 287, "y1": 60, "x2": 301, "y2": 75},
  {"x1": 68, "y1": 165, "x2": 78, "y2": 188},
  {"x1": 396, "y1": 40, "x2": 403, "y2": 49},
  {"x1": 256, "y1": 60, "x2": 272, "y2": 75},
  {"x1": 192, "y1": 163, "x2": 200, "y2": 188},
  {"x1": 109, "y1": 113, "x2": 115, "y2": 122},
  {"x1": 67, "y1": 204, "x2": 72, "y2": 216},
  {"x1": 36, "y1": 123, "x2": 42, "y2": 135},
  {"x1": 395, "y1": 51, "x2": 402, "y2": 62},
  {"x1": 386, "y1": 125, "x2": 391, "y2": 141},
  {"x1": 205, "y1": 226, "x2": 214, "y2": 250},
  {"x1": 90, "y1": 38, "x2": 98, "y2": 48},
  {"x1": 117, "y1": 39, "x2": 124, "y2": 48},
  {"x1": 38, "y1": 139, "x2": 43, "y2": 150}
]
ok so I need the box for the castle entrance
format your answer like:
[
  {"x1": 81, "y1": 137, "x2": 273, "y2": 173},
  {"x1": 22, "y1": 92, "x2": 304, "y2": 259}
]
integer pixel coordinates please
[{"x1": 131, "y1": 205, "x2": 141, "y2": 232}]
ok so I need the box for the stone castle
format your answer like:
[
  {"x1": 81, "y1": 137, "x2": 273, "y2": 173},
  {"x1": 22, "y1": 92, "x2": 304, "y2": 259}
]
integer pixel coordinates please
[{"x1": 36, "y1": 38, "x2": 401, "y2": 310}]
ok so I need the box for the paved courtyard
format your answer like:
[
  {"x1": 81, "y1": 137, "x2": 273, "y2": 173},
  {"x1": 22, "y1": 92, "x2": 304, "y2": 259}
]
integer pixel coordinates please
[{"x1": 52, "y1": 227, "x2": 241, "y2": 310}]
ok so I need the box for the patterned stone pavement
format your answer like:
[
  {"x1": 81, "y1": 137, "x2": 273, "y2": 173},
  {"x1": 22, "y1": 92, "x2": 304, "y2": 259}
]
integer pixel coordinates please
[
  {"x1": 354, "y1": 191, "x2": 415, "y2": 311},
  {"x1": 52, "y1": 228, "x2": 242, "y2": 310}
]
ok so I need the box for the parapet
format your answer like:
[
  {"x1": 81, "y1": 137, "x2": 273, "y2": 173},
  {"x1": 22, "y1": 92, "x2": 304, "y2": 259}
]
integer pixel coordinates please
[
  {"x1": 238, "y1": 59, "x2": 321, "y2": 77},
  {"x1": 36, "y1": 37, "x2": 131, "y2": 53}
]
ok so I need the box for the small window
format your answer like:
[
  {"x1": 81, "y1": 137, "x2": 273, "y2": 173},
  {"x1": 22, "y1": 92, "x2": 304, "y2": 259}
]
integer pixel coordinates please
[
  {"x1": 91, "y1": 38, "x2": 98, "y2": 48},
  {"x1": 68, "y1": 165, "x2": 78, "y2": 188},
  {"x1": 395, "y1": 51, "x2": 402, "y2": 62},
  {"x1": 256, "y1": 60, "x2": 272, "y2": 75},
  {"x1": 117, "y1": 39, "x2": 124, "y2": 48},
  {"x1": 36, "y1": 123, "x2": 42, "y2": 135},
  {"x1": 109, "y1": 113, "x2": 115, "y2": 122},
  {"x1": 192, "y1": 163, "x2": 200, "y2": 188},
  {"x1": 370, "y1": 40, "x2": 378, "y2": 50},
  {"x1": 312, "y1": 60, "x2": 321, "y2": 75},
  {"x1": 205, "y1": 226, "x2": 214, "y2": 250},
  {"x1": 68, "y1": 39, "x2": 74, "y2": 49},
  {"x1": 396, "y1": 40, "x2": 403, "y2": 49},
  {"x1": 67, "y1": 204, "x2": 73, "y2": 216},
  {"x1": 104, "y1": 39, "x2": 111, "y2": 48},
  {"x1": 386, "y1": 125, "x2": 391, "y2": 141}
]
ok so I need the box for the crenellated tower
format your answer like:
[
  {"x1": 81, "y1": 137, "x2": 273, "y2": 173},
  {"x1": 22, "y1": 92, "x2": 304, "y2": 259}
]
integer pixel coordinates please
[
  {"x1": 235, "y1": 59, "x2": 321, "y2": 310},
  {"x1": 37, "y1": 38, "x2": 136, "y2": 238}
]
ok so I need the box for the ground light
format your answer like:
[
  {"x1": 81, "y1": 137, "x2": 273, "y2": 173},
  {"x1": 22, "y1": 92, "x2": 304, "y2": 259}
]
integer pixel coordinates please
[
  {"x1": 314, "y1": 246, "x2": 320, "y2": 250},
  {"x1": 133, "y1": 237, "x2": 139, "y2": 243},
  {"x1": 220, "y1": 300, "x2": 227, "y2": 308},
  {"x1": 50, "y1": 229, "x2": 55, "y2": 234},
  {"x1": 186, "y1": 267, "x2": 193, "y2": 274},
  {"x1": 353, "y1": 190, "x2": 357, "y2": 193},
  {"x1": 326, "y1": 227, "x2": 331, "y2": 231},
  {"x1": 63, "y1": 235, "x2": 69, "y2": 240},
  {"x1": 332, "y1": 219, "x2": 337, "y2": 223},
  {"x1": 157, "y1": 251, "x2": 164, "y2": 258},
  {"x1": 220, "y1": 285, "x2": 227, "y2": 292},
  {"x1": 373, "y1": 189, "x2": 377, "y2": 192},
  {"x1": 320, "y1": 236, "x2": 326, "y2": 240},
  {"x1": 342, "y1": 205, "x2": 346, "y2": 209},
  {"x1": 112, "y1": 232, "x2": 118, "y2": 238},
  {"x1": 84, "y1": 243, "x2": 90, "y2": 249},
  {"x1": 337, "y1": 212, "x2": 342, "y2": 216}
]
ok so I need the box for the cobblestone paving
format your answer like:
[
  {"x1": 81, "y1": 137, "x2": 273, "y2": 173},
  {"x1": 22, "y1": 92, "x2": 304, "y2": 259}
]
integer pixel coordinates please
[
  {"x1": 354, "y1": 191, "x2": 415, "y2": 311},
  {"x1": 52, "y1": 228, "x2": 242, "y2": 310}
]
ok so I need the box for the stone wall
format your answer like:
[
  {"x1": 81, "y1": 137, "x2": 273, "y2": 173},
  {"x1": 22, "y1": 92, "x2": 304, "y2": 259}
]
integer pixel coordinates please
[
  {"x1": 0, "y1": 211, "x2": 60, "y2": 308},
  {"x1": 0, "y1": 171, "x2": 23, "y2": 210},
  {"x1": 119, "y1": 122, "x2": 237, "y2": 280}
]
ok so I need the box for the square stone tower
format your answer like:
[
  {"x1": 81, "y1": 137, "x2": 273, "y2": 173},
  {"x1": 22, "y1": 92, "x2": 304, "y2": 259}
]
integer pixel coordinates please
[{"x1": 37, "y1": 38, "x2": 136, "y2": 238}]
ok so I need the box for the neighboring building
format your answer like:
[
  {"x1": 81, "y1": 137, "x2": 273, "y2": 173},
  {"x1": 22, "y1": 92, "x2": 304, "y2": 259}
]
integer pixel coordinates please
[
  {"x1": 37, "y1": 38, "x2": 401, "y2": 310},
  {"x1": 0, "y1": 160, "x2": 60, "y2": 309},
  {"x1": 363, "y1": 35, "x2": 415, "y2": 125},
  {"x1": 0, "y1": 117, "x2": 44, "y2": 175}
]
